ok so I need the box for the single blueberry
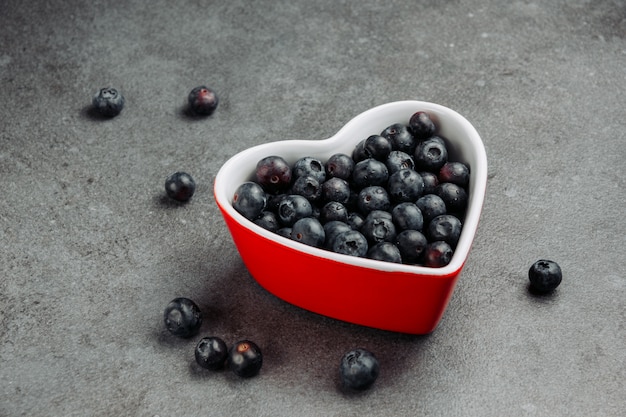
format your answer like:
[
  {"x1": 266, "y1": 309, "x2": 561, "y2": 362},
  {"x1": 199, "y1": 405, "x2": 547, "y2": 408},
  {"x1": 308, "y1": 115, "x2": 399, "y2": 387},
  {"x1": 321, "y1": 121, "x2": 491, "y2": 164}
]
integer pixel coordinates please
[
  {"x1": 165, "y1": 171, "x2": 196, "y2": 202},
  {"x1": 228, "y1": 340, "x2": 263, "y2": 378},
  {"x1": 352, "y1": 139, "x2": 369, "y2": 163},
  {"x1": 255, "y1": 156, "x2": 292, "y2": 194},
  {"x1": 409, "y1": 111, "x2": 436, "y2": 140},
  {"x1": 361, "y1": 216, "x2": 397, "y2": 244},
  {"x1": 253, "y1": 211, "x2": 280, "y2": 232},
  {"x1": 163, "y1": 297, "x2": 202, "y2": 338},
  {"x1": 321, "y1": 177, "x2": 352, "y2": 204},
  {"x1": 291, "y1": 217, "x2": 325, "y2": 248},
  {"x1": 293, "y1": 156, "x2": 326, "y2": 183},
  {"x1": 320, "y1": 201, "x2": 349, "y2": 223},
  {"x1": 439, "y1": 162, "x2": 470, "y2": 188},
  {"x1": 367, "y1": 242, "x2": 402, "y2": 263},
  {"x1": 428, "y1": 214, "x2": 462, "y2": 248},
  {"x1": 387, "y1": 168, "x2": 424, "y2": 203},
  {"x1": 528, "y1": 259, "x2": 562, "y2": 293},
  {"x1": 363, "y1": 135, "x2": 392, "y2": 161},
  {"x1": 325, "y1": 153, "x2": 355, "y2": 180},
  {"x1": 291, "y1": 175, "x2": 322, "y2": 203},
  {"x1": 357, "y1": 186, "x2": 391, "y2": 215},
  {"x1": 188, "y1": 86, "x2": 219, "y2": 115},
  {"x1": 414, "y1": 138, "x2": 448, "y2": 173},
  {"x1": 339, "y1": 348, "x2": 379, "y2": 391},
  {"x1": 423, "y1": 241, "x2": 454, "y2": 267},
  {"x1": 195, "y1": 336, "x2": 228, "y2": 370},
  {"x1": 386, "y1": 150, "x2": 415, "y2": 174},
  {"x1": 392, "y1": 202, "x2": 424, "y2": 231},
  {"x1": 434, "y1": 182, "x2": 468, "y2": 214},
  {"x1": 395, "y1": 230, "x2": 428, "y2": 264},
  {"x1": 233, "y1": 182, "x2": 267, "y2": 220},
  {"x1": 332, "y1": 230, "x2": 369, "y2": 257},
  {"x1": 420, "y1": 171, "x2": 440, "y2": 195},
  {"x1": 381, "y1": 123, "x2": 418, "y2": 154},
  {"x1": 416, "y1": 194, "x2": 447, "y2": 224},
  {"x1": 92, "y1": 87, "x2": 125, "y2": 117},
  {"x1": 323, "y1": 220, "x2": 353, "y2": 249},
  {"x1": 352, "y1": 158, "x2": 389, "y2": 189},
  {"x1": 277, "y1": 195, "x2": 313, "y2": 226}
]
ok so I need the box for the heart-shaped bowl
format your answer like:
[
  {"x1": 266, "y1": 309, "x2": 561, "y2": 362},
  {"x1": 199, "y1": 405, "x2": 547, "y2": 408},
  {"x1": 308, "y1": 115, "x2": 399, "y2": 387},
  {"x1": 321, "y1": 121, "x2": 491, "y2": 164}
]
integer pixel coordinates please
[{"x1": 214, "y1": 100, "x2": 487, "y2": 334}]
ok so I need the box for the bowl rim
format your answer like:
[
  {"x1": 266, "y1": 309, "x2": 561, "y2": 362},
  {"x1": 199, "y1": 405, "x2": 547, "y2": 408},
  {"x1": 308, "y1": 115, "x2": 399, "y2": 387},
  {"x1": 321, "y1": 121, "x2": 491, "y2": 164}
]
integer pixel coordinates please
[{"x1": 214, "y1": 100, "x2": 487, "y2": 277}]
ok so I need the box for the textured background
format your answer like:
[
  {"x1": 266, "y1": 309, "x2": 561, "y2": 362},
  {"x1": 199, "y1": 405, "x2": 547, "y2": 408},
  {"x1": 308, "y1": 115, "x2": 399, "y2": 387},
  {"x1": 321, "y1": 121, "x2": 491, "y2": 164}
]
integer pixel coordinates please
[{"x1": 1, "y1": 0, "x2": 625, "y2": 416}]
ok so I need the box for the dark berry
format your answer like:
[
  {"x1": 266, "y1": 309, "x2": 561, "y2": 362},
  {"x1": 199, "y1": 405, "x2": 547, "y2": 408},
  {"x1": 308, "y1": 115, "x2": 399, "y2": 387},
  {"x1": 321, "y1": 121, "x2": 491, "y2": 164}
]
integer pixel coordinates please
[
  {"x1": 352, "y1": 139, "x2": 369, "y2": 162},
  {"x1": 416, "y1": 194, "x2": 447, "y2": 224},
  {"x1": 357, "y1": 186, "x2": 391, "y2": 215},
  {"x1": 387, "y1": 168, "x2": 424, "y2": 203},
  {"x1": 291, "y1": 175, "x2": 322, "y2": 203},
  {"x1": 352, "y1": 158, "x2": 389, "y2": 189},
  {"x1": 276, "y1": 227, "x2": 292, "y2": 238},
  {"x1": 291, "y1": 217, "x2": 325, "y2": 248},
  {"x1": 163, "y1": 297, "x2": 202, "y2": 338},
  {"x1": 293, "y1": 156, "x2": 326, "y2": 183},
  {"x1": 323, "y1": 220, "x2": 353, "y2": 249},
  {"x1": 92, "y1": 87, "x2": 125, "y2": 117},
  {"x1": 361, "y1": 215, "x2": 397, "y2": 244},
  {"x1": 409, "y1": 111, "x2": 436, "y2": 140},
  {"x1": 365, "y1": 209, "x2": 393, "y2": 222},
  {"x1": 396, "y1": 230, "x2": 428, "y2": 264},
  {"x1": 325, "y1": 153, "x2": 355, "y2": 180},
  {"x1": 228, "y1": 340, "x2": 263, "y2": 378},
  {"x1": 195, "y1": 336, "x2": 228, "y2": 370},
  {"x1": 320, "y1": 201, "x2": 348, "y2": 223},
  {"x1": 414, "y1": 138, "x2": 448, "y2": 172},
  {"x1": 428, "y1": 214, "x2": 462, "y2": 248},
  {"x1": 165, "y1": 171, "x2": 196, "y2": 202},
  {"x1": 439, "y1": 162, "x2": 470, "y2": 188},
  {"x1": 391, "y1": 202, "x2": 424, "y2": 231},
  {"x1": 188, "y1": 86, "x2": 218, "y2": 115},
  {"x1": 266, "y1": 193, "x2": 288, "y2": 212},
  {"x1": 420, "y1": 171, "x2": 440, "y2": 195},
  {"x1": 253, "y1": 211, "x2": 280, "y2": 232},
  {"x1": 367, "y1": 242, "x2": 402, "y2": 263},
  {"x1": 363, "y1": 135, "x2": 392, "y2": 161},
  {"x1": 255, "y1": 156, "x2": 292, "y2": 193},
  {"x1": 339, "y1": 348, "x2": 379, "y2": 391},
  {"x1": 346, "y1": 212, "x2": 365, "y2": 230},
  {"x1": 434, "y1": 182, "x2": 468, "y2": 214},
  {"x1": 528, "y1": 259, "x2": 562, "y2": 293},
  {"x1": 332, "y1": 230, "x2": 369, "y2": 257},
  {"x1": 321, "y1": 177, "x2": 351, "y2": 204},
  {"x1": 423, "y1": 241, "x2": 454, "y2": 267},
  {"x1": 381, "y1": 123, "x2": 417, "y2": 154},
  {"x1": 233, "y1": 182, "x2": 267, "y2": 220},
  {"x1": 277, "y1": 195, "x2": 313, "y2": 226},
  {"x1": 386, "y1": 151, "x2": 415, "y2": 174}
]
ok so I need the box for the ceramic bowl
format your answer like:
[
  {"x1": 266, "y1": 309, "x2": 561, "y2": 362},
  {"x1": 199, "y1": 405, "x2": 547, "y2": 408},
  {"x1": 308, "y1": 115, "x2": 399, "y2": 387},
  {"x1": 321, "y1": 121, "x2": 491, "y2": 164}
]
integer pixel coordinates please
[{"x1": 214, "y1": 101, "x2": 487, "y2": 334}]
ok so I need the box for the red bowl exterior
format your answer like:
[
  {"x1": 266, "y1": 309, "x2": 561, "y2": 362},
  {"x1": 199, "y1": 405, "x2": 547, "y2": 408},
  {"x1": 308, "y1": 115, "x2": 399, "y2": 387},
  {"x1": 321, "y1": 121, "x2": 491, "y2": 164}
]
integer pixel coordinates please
[{"x1": 217, "y1": 200, "x2": 463, "y2": 334}]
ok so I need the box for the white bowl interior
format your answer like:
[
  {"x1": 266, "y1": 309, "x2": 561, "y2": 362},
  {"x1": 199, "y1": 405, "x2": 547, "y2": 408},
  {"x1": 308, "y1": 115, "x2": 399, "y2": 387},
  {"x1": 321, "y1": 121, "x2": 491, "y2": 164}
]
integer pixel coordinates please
[{"x1": 214, "y1": 101, "x2": 487, "y2": 276}]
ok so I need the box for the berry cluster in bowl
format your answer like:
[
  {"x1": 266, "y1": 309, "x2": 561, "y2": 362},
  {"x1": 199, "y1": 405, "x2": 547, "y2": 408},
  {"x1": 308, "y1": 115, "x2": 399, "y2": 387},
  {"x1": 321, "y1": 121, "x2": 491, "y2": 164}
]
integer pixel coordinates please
[{"x1": 232, "y1": 111, "x2": 469, "y2": 268}]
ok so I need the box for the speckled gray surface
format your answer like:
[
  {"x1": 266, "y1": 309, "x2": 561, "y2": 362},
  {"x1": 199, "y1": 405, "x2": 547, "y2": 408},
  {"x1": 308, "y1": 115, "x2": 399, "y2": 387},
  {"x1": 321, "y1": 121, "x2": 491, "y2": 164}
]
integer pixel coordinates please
[{"x1": 1, "y1": 1, "x2": 625, "y2": 416}]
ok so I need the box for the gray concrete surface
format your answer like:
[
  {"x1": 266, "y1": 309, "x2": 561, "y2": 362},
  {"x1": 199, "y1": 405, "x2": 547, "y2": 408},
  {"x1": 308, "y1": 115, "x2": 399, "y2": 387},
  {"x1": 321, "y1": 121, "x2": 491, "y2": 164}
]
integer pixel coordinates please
[{"x1": 1, "y1": 0, "x2": 625, "y2": 416}]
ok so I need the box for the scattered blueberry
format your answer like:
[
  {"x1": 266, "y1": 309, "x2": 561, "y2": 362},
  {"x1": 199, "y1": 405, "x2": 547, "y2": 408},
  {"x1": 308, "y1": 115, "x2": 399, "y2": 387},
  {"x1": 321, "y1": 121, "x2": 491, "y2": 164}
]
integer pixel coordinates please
[
  {"x1": 163, "y1": 297, "x2": 202, "y2": 338},
  {"x1": 256, "y1": 155, "x2": 292, "y2": 194},
  {"x1": 228, "y1": 340, "x2": 263, "y2": 378},
  {"x1": 528, "y1": 259, "x2": 562, "y2": 293},
  {"x1": 233, "y1": 181, "x2": 267, "y2": 220},
  {"x1": 188, "y1": 86, "x2": 219, "y2": 115},
  {"x1": 92, "y1": 87, "x2": 125, "y2": 117},
  {"x1": 165, "y1": 171, "x2": 196, "y2": 202},
  {"x1": 195, "y1": 336, "x2": 228, "y2": 370},
  {"x1": 339, "y1": 348, "x2": 379, "y2": 391}
]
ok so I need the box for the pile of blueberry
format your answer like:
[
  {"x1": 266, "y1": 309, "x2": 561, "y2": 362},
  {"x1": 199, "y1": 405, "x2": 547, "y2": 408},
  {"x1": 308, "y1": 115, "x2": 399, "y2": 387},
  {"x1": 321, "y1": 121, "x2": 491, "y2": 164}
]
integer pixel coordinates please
[{"x1": 232, "y1": 111, "x2": 470, "y2": 267}]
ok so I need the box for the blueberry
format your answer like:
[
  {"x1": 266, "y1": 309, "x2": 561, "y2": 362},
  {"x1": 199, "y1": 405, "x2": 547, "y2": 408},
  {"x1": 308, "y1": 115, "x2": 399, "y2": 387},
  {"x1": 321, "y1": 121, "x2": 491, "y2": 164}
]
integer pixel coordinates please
[
  {"x1": 363, "y1": 135, "x2": 392, "y2": 161},
  {"x1": 367, "y1": 242, "x2": 402, "y2": 263},
  {"x1": 423, "y1": 241, "x2": 454, "y2": 267},
  {"x1": 428, "y1": 214, "x2": 462, "y2": 248},
  {"x1": 352, "y1": 139, "x2": 369, "y2": 163},
  {"x1": 291, "y1": 217, "x2": 325, "y2": 248},
  {"x1": 195, "y1": 336, "x2": 228, "y2": 370},
  {"x1": 391, "y1": 202, "x2": 424, "y2": 231},
  {"x1": 320, "y1": 201, "x2": 348, "y2": 223},
  {"x1": 361, "y1": 215, "x2": 397, "y2": 244},
  {"x1": 332, "y1": 230, "x2": 369, "y2": 257},
  {"x1": 276, "y1": 227, "x2": 292, "y2": 238},
  {"x1": 277, "y1": 195, "x2": 313, "y2": 226},
  {"x1": 387, "y1": 168, "x2": 424, "y2": 203},
  {"x1": 396, "y1": 230, "x2": 428, "y2": 264},
  {"x1": 266, "y1": 193, "x2": 288, "y2": 212},
  {"x1": 420, "y1": 171, "x2": 440, "y2": 195},
  {"x1": 357, "y1": 186, "x2": 391, "y2": 215},
  {"x1": 253, "y1": 211, "x2": 280, "y2": 232},
  {"x1": 325, "y1": 153, "x2": 355, "y2": 180},
  {"x1": 409, "y1": 111, "x2": 436, "y2": 140},
  {"x1": 346, "y1": 212, "x2": 365, "y2": 231},
  {"x1": 381, "y1": 123, "x2": 418, "y2": 154},
  {"x1": 291, "y1": 175, "x2": 322, "y2": 203},
  {"x1": 434, "y1": 182, "x2": 468, "y2": 214},
  {"x1": 439, "y1": 162, "x2": 470, "y2": 188},
  {"x1": 386, "y1": 151, "x2": 415, "y2": 174},
  {"x1": 92, "y1": 87, "x2": 125, "y2": 117},
  {"x1": 365, "y1": 209, "x2": 393, "y2": 222},
  {"x1": 256, "y1": 156, "x2": 292, "y2": 194},
  {"x1": 293, "y1": 156, "x2": 326, "y2": 183},
  {"x1": 339, "y1": 348, "x2": 379, "y2": 391},
  {"x1": 352, "y1": 158, "x2": 389, "y2": 189},
  {"x1": 163, "y1": 297, "x2": 202, "y2": 338},
  {"x1": 188, "y1": 86, "x2": 219, "y2": 115},
  {"x1": 323, "y1": 220, "x2": 353, "y2": 249},
  {"x1": 321, "y1": 177, "x2": 352, "y2": 204},
  {"x1": 164, "y1": 171, "x2": 196, "y2": 202},
  {"x1": 233, "y1": 182, "x2": 267, "y2": 220},
  {"x1": 414, "y1": 138, "x2": 448, "y2": 173},
  {"x1": 228, "y1": 340, "x2": 263, "y2": 378},
  {"x1": 528, "y1": 259, "x2": 562, "y2": 293},
  {"x1": 416, "y1": 194, "x2": 447, "y2": 224}
]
